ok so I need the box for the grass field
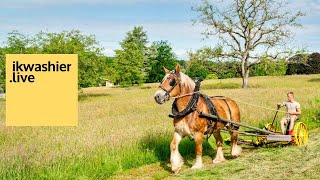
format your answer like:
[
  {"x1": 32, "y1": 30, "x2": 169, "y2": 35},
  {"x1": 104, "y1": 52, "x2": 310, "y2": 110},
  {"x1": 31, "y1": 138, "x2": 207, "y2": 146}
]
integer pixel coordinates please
[{"x1": 0, "y1": 74, "x2": 319, "y2": 179}]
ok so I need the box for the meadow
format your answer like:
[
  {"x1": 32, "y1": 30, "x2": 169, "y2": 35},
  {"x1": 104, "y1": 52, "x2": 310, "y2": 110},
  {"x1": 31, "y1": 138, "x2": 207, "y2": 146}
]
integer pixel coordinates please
[{"x1": 0, "y1": 74, "x2": 319, "y2": 179}]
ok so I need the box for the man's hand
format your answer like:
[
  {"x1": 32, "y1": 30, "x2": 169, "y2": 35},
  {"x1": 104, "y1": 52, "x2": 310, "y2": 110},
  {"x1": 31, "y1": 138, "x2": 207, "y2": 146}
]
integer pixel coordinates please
[{"x1": 277, "y1": 103, "x2": 282, "y2": 109}]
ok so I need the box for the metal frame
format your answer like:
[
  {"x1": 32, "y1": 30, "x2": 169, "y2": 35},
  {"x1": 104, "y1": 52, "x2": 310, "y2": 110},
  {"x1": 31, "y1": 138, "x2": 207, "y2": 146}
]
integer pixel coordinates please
[
  {"x1": 199, "y1": 112, "x2": 295, "y2": 143},
  {"x1": 199, "y1": 112, "x2": 276, "y2": 135}
]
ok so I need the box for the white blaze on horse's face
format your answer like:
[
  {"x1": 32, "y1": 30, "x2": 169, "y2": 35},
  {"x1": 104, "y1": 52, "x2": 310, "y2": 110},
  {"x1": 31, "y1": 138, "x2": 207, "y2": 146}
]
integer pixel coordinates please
[
  {"x1": 154, "y1": 74, "x2": 170, "y2": 104},
  {"x1": 154, "y1": 89, "x2": 167, "y2": 104}
]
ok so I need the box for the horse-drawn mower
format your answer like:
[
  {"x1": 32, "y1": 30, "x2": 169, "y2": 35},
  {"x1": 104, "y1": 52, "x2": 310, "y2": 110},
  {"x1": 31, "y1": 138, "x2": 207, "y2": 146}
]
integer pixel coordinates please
[
  {"x1": 200, "y1": 110, "x2": 308, "y2": 146},
  {"x1": 156, "y1": 65, "x2": 308, "y2": 174}
]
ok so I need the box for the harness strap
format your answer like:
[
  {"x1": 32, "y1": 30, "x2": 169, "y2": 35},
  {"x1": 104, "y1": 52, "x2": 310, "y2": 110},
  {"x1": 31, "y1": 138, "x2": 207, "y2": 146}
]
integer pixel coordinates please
[
  {"x1": 222, "y1": 99, "x2": 232, "y2": 120},
  {"x1": 200, "y1": 94, "x2": 217, "y2": 118},
  {"x1": 200, "y1": 94, "x2": 222, "y2": 139},
  {"x1": 221, "y1": 98, "x2": 239, "y2": 131},
  {"x1": 170, "y1": 80, "x2": 201, "y2": 118},
  {"x1": 158, "y1": 70, "x2": 181, "y2": 99},
  {"x1": 168, "y1": 80, "x2": 225, "y2": 141},
  {"x1": 158, "y1": 86, "x2": 168, "y2": 92}
]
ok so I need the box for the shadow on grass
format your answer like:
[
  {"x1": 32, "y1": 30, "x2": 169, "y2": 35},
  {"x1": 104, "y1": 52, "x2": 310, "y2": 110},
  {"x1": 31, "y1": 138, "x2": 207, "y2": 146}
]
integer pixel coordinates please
[
  {"x1": 138, "y1": 132, "x2": 215, "y2": 173},
  {"x1": 308, "y1": 78, "x2": 320, "y2": 82},
  {"x1": 78, "y1": 93, "x2": 111, "y2": 101}
]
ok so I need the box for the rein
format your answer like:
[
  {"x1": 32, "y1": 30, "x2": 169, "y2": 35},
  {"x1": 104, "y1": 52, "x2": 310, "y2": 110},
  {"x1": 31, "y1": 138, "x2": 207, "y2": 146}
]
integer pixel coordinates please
[{"x1": 173, "y1": 91, "x2": 200, "y2": 99}]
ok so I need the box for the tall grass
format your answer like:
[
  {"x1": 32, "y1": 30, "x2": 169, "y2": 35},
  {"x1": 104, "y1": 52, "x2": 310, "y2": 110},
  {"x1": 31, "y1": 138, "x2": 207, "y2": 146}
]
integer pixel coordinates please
[
  {"x1": 0, "y1": 74, "x2": 319, "y2": 179},
  {"x1": 300, "y1": 97, "x2": 320, "y2": 129}
]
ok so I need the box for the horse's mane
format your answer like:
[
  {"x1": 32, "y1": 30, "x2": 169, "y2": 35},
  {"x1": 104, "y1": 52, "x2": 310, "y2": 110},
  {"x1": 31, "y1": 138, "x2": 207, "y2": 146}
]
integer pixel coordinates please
[{"x1": 180, "y1": 72, "x2": 195, "y2": 92}]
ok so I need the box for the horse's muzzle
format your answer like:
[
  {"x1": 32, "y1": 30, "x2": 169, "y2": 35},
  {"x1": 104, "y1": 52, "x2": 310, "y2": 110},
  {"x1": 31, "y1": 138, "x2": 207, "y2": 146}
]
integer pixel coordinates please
[{"x1": 154, "y1": 91, "x2": 167, "y2": 104}]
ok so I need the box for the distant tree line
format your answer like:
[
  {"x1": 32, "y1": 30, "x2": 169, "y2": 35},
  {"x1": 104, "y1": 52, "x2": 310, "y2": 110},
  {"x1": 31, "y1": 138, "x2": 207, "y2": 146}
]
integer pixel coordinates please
[
  {"x1": 0, "y1": 30, "x2": 107, "y2": 91},
  {"x1": 286, "y1": 53, "x2": 320, "y2": 75},
  {"x1": 0, "y1": 27, "x2": 319, "y2": 93},
  {"x1": 0, "y1": 27, "x2": 180, "y2": 91},
  {"x1": 185, "y1": 51, "x2": 320, "y2": 80}
]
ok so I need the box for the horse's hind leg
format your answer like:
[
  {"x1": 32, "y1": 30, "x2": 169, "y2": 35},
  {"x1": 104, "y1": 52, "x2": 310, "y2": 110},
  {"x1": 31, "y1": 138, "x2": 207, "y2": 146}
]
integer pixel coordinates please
[
  {"x1": 212, "y1": 130, "x2": 226, "y2": 164},
  {"x1": 170, "y1": 131, "x2": 183, "y2": 174},
  {"x1": 229, "y1": 130, "x2": 242, "y2": 158},
  {"x1": 191, "y1": 132, "x2": 204, "y2": 169}
]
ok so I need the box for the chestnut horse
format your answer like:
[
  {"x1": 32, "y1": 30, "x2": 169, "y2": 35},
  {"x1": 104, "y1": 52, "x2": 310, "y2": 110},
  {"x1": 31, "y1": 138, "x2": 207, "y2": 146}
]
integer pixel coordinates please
[{"x1": 154, "y1": 64, "x2": 242, "y2": 173}]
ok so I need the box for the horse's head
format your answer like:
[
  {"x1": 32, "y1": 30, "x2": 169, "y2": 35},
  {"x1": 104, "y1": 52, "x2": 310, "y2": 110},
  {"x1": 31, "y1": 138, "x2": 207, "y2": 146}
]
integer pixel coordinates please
[{"x1": 154, "y1": 64, "x2": 182, "y2": 104}]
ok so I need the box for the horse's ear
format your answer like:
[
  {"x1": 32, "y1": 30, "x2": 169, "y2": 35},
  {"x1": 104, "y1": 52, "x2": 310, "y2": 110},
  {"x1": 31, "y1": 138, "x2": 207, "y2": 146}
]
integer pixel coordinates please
[
  {"x1": 175, "y1": 64, "x2": 180, "y2": 74},
  {"x1": 163, "y1": 66, "x2": 170, "y2": 74}
]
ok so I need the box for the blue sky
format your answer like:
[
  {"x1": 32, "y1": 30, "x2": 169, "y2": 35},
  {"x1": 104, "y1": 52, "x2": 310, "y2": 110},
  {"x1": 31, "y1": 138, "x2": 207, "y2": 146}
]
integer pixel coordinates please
[{"x1": 1, "y1": 0, "x2": 320, "y2": 59}]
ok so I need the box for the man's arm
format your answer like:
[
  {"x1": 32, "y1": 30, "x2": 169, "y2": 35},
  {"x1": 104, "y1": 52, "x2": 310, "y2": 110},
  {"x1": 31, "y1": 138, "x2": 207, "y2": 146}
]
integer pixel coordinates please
[{"x1": 289, "y1": 108, "x2": 302, "y2": 115}]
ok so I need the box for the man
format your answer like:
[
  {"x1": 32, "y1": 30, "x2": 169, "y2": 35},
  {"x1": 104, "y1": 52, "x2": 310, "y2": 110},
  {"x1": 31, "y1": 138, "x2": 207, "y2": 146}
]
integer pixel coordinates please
[{"x1": 277, "y1": 92, "x2": 301, "y2": 135}]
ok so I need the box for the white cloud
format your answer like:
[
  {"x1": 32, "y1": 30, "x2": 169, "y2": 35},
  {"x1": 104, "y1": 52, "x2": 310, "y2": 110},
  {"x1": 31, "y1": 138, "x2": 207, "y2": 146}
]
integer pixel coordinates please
[
  {"x1": 294, "y1": 24, "x2": 320, "y2": 36},
  {"x1": 289, "y1": 0, "x2": 320, "y2": 16},
  {"x1": 0, "y1": 15, "x2": 214, "y2": 59},
  {"x1": 3, "y1": 17, "x2": 319, "y2": 59}
]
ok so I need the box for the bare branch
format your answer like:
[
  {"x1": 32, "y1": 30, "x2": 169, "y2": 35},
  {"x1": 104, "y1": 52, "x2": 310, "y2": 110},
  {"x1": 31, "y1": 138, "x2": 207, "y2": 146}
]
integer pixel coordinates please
[{"x1": 192, "y1": 0, "x2": 305, "y2": 88}]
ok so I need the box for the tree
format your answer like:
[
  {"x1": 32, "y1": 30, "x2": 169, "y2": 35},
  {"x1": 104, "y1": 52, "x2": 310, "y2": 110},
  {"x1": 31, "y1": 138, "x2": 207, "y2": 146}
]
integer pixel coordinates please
[
  {"x1": 308, "y1": 53, "x2": 320, "y2": 74},
  {"x1": 114, "y1": 43, "x2": 145, "y2": 86},
  {"x1": 0, "y1": 31, "x2": 32, "y2": 92},
  {"x1": 102, "y1": 56, "x2": 117, "y2": 84},
  {"x1": 146, "y1": 40, "x2": 177, "y2": 82},
  {"x1": 3, "y1": 30, "x2": 107, "y2": 89},
  {"x1": 250, "y1": 58, "x2": 287, "y2": 76},
  {"x1": 36, "y1": 30, "x2": 107, "y2": 88},
  {"x1": 286, "y1": 52, "x2": 320, "y2": 75},
  {"x1": 120, "y1": 26, "x2": 148, "y2": 53},
  {"x1": 5, "y1": 30, "x2": 30, "y2": 54},
  {"x1": 193, "y1": 0, "x2": 304, "y2": 88},
  {"x1": 188, "y1": 47, "x2": 241, "y2": 79},
  {"x1": 186, "y1": 60, "x2": 209, "y2": 79},
  {"x1": 186, "y1": 49, "x2": 213, "y2": 79},
  {"x1": 114, "y1": 26, "x2": 148, "y2": 86}
]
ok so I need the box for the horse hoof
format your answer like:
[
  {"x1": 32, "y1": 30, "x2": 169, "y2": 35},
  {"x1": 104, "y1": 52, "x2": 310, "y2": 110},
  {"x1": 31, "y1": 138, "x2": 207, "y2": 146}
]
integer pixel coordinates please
[
  {"x1": 232, "y1": 153, "x2": 241, "y2": 158},
  {"x1": 191, "y1": 163, "x2": 203, "y2": 169},
  {"x1": 172, "y1": 166, "x2": 182, "y2": 174},
  {"x1": 171, "y1": 161, "x2": 183, "y2": 174},
  {"x1": 231, "y1": 145, "x2": 242, "y2": 158},
  {"x1": 212, "y1": 158, "x2": 225, "y2": 164}
]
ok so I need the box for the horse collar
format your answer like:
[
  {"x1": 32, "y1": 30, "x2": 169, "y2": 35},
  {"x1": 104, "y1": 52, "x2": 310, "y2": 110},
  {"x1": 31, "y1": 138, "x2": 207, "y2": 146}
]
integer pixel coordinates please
[{"x1": 170, "y1": 80, "x2": 202, "y2": 118}]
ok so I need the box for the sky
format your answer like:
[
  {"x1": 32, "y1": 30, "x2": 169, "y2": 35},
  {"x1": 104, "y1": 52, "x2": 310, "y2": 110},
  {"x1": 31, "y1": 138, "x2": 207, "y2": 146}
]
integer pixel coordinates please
[{"x1": 1, "y1": 0, "x2": 320, "y2": 60}]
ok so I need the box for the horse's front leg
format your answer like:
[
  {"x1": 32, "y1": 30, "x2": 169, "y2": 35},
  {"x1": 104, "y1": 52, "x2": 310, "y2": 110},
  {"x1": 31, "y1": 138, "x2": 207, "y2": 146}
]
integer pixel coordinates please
[
  {"x1": 212, "y1": 129, "x2": 226, "y2": 164},
  {"x1": 191, "y1": 132, "x2": 204, "y2": 169},
  {"x1": 229, "y1": 130, "x2": 242, "y2": 158},
  {"x1": 170, "y1": 131, "x2": 183, "y2": 174}
]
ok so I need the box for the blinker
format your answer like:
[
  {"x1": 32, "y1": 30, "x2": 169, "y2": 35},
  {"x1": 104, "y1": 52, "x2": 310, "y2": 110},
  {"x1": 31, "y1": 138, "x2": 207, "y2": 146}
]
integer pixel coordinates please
[{"x1": 169, "y1": 78, "x2": 176, "y2": 86}]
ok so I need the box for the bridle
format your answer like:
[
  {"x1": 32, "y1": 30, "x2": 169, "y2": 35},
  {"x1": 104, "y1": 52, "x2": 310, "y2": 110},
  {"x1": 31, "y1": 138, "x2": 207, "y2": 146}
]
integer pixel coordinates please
[{"x1": 158, "y1": 70, "x2": 181, "y2": 100}]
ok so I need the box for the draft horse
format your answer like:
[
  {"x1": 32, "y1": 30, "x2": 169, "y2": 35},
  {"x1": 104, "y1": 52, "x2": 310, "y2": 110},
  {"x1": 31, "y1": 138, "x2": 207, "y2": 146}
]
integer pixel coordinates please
[{"x1": 154, "y1": 64, "x2": 242, "y2": 173}]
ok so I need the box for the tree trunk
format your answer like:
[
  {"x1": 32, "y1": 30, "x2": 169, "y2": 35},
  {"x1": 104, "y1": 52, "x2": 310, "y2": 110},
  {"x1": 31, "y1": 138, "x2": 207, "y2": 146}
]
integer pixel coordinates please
[
  {"x1": 242, "y1": 68, "x2": 249, "y2": 88},
  {"x1": 241, "y1": 53, "x2": 250, "y2": 88}
]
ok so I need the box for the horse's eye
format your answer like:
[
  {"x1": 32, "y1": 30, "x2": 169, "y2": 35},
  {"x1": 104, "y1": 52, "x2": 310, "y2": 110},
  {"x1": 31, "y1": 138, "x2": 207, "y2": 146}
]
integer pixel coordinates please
[{"x1": 169, "y1": 79, "x2": 176, "y2": 86}]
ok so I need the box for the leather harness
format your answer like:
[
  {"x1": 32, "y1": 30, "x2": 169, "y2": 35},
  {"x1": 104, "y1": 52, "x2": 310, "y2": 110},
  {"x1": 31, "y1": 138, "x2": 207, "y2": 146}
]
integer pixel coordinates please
[
  {"x1": 159, "y1": 72, "x2": 236, "y2": 137},
  {"x1": 168, "y1": 80, "x2": 226, "y2": 137}
]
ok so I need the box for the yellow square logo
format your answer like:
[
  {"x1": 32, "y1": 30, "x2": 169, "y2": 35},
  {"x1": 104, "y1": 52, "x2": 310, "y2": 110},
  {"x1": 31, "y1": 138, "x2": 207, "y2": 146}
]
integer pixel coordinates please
[{"x1": 6, "y1": 54, "x2": 78, "y2": 126}]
